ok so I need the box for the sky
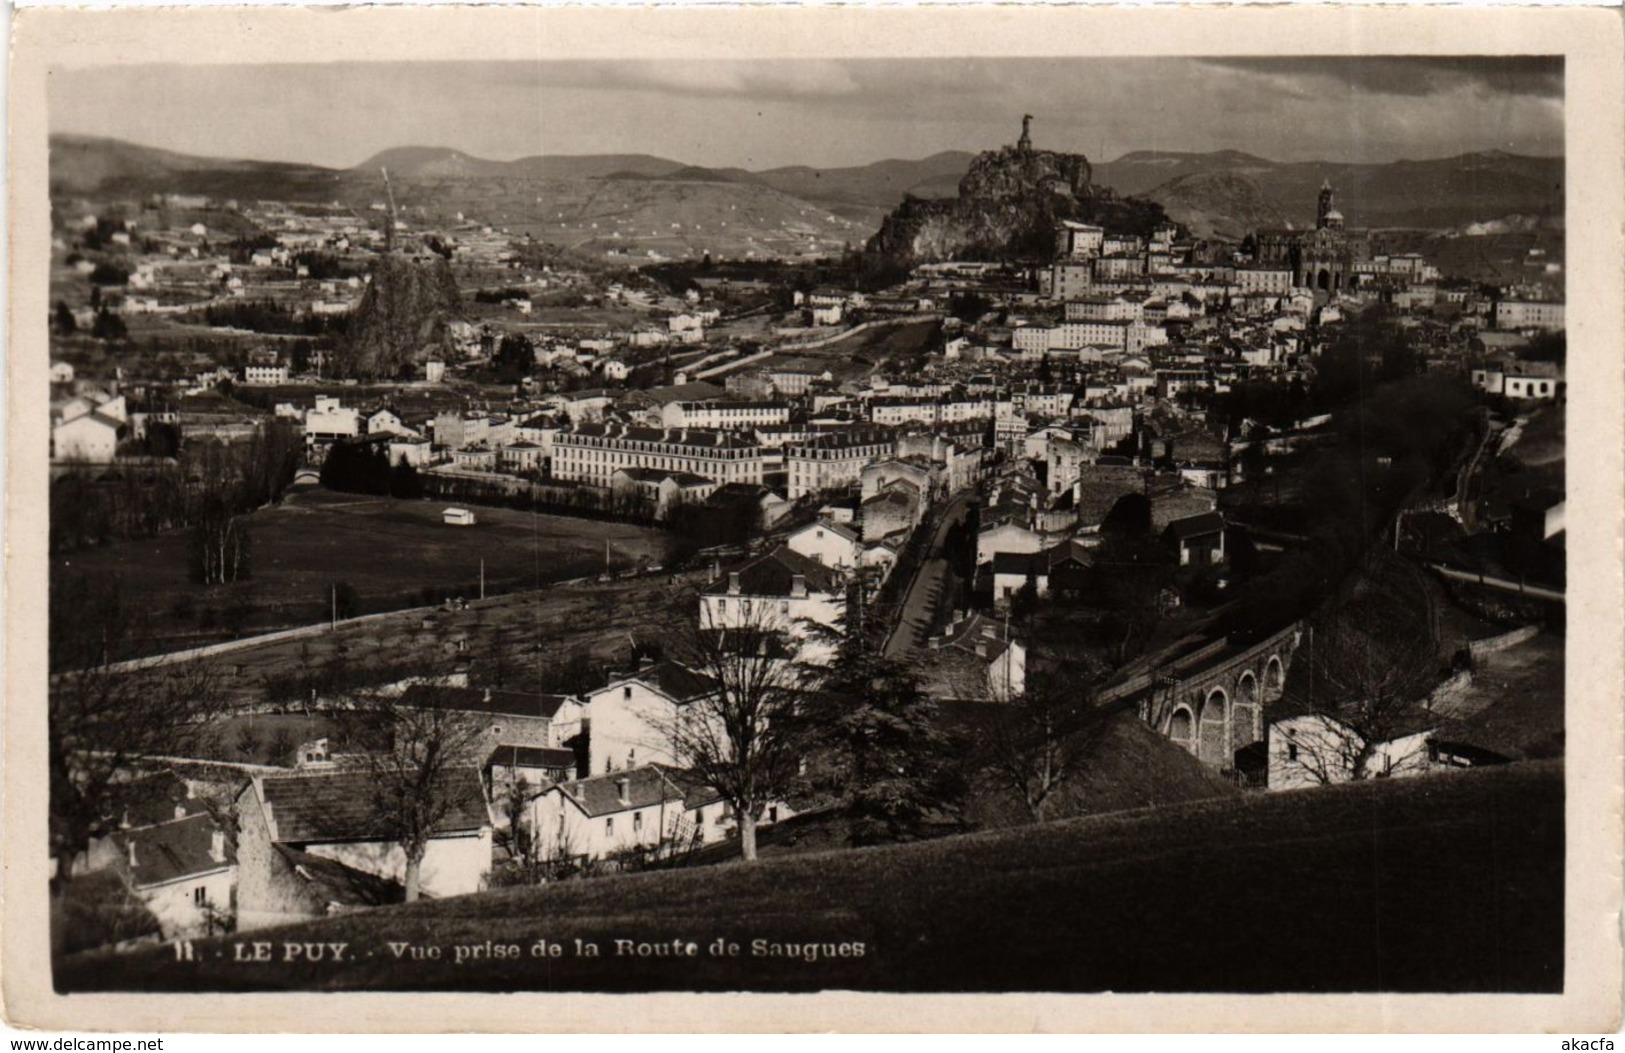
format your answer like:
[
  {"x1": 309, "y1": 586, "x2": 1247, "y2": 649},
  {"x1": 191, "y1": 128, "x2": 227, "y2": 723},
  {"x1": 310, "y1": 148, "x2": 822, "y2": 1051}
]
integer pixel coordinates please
[{"x1": 49, "y1": 56, "x2": 1563, "y2": 172}]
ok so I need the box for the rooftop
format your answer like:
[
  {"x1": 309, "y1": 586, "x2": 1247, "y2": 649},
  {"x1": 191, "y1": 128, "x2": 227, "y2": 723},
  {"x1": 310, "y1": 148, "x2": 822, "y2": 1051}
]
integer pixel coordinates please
[
  {"x1": 258, "y1": 768, "x2": 490, "y2": 843},
  {"x1": 398, "y1": 684, "x2": 574, "y2": 721},
  {"x1": 552, "y1": 765, "x2": 686, "y2": 818},
  {"x1": 114, "y1": 813, "x2": 234, "y2": 890},
  {"x1": 703, "y1": 545, "x2": 842, "y2": 599}
]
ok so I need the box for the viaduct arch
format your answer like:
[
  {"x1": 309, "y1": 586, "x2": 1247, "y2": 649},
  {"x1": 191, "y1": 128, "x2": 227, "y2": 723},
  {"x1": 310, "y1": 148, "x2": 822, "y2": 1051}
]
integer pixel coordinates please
[{"x1": 1132, "y1": 623, "x2": 1302, "y2": 771}]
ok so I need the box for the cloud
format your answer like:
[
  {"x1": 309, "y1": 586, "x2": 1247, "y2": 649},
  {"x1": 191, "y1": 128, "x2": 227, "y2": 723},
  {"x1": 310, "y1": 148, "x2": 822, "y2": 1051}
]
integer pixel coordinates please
[
  {"x1": 1196, "y1": 56, "x2": 1563, "y2": 100},
  {"x1": 50, "y1": 56, "x2": 1564, "y2": 171}
]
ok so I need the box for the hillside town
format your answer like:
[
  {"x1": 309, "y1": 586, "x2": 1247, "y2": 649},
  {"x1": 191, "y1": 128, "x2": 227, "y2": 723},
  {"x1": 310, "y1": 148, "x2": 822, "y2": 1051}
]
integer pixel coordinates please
[{"x1": 47, "y1": 118, "x2": 1565, "y2": 980}]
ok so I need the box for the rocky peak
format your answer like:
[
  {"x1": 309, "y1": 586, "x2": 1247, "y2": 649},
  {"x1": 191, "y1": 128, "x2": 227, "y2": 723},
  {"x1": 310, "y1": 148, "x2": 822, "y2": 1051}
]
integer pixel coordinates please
[
  {"x1": 864, "y1": 124, "x2": 1168, "y2": 271},
  {"x1": 957, "y1": 145, "x2": 1094, "y2": 203}
]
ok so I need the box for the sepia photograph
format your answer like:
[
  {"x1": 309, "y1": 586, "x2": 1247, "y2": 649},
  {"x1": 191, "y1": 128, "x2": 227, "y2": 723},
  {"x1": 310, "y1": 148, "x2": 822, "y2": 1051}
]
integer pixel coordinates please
[{"x1": 5, "y1": 4, "x2": 1622, "y2": 1033}]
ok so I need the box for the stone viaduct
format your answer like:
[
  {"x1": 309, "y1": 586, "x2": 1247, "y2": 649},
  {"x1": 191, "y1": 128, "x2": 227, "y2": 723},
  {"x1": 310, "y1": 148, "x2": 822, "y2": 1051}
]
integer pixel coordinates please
[{"x1": 1099, "y1": 622, "x2": 1302, "y2": 771}]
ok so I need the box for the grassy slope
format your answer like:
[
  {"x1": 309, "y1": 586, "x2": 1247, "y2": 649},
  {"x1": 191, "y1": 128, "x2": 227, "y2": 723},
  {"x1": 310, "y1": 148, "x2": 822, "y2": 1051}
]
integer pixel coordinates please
[
  {"x1": 58, "y1": 761, "x2": 1563, "y2": 994},
  {"x1": 57, "y1": 489, "x2": 674, "y2": 653}
]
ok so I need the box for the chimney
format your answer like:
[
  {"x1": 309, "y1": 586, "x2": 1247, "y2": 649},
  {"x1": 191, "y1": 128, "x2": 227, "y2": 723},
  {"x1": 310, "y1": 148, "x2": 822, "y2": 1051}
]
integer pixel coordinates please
[
  {"x1": 174, "y1": 803, "x2": 187, "y2": 821},
  {"x1": 210, "y1": 829, "x2": 226, "y2": 864},
  {"x1": 790, "y1": 574, "x2": 807, "y2": 598},
  {"x1": 127, "y1": 841, "x2": 138, "y2": 868},
  {"x1": 975, "y1": 641, "x2": 988, "y2": 657},
  {"x1": 484, "y1": 688, "x2": 493, "y2": 703},
  {"x1": 616, "y1": 778, "x2": 631, "y2": 806},
  {"x1": 728, "y1": 572, "x2": 741, "y2": 596}
]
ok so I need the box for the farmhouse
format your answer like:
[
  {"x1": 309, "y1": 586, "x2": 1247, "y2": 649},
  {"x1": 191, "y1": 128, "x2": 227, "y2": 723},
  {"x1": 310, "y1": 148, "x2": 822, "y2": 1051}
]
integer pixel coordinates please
[
  {"x1": 235, "y1": 768, "x2": 493, "y2": 930},
  {"x1": 784, "y1": 518, "x2": 862, "y2": 574},
  {"x1": 397, "y1": 684, "x2": 583, "y2": 757},
  {"x1": 582, "y1": 662, "x2": 719, "y2": 776},
  {"x1": 923, "y1": 611, "x2": 1027, "y2": 702},
  {"x1": 699, "y1": 546, "x2": 845, "y2": 663},
  {"x1": 108, "y1": 813, "x2": 236, "y2": 940},
  {"x1": 486, "y1": 744, "x2": 580, "y2": 806},
  {"x1": 1266, "y1": 705, "x2": 1440, "y2": 791},
  {"x1": 533, "y1": 766, "x2": 691, "y2": 862}
]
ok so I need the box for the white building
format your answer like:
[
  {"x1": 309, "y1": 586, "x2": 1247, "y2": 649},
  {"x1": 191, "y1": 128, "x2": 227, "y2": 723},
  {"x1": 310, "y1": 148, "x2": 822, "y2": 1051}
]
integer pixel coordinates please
[
  {"x1": 51, "y1": 408, "x2": 121, "y2": 464},
  {"x1": 552, "y1": 424, "x2": 764, "y2": 489},
  {"x1": 235, "y1": 769, "x2": 493, "y2": 930},
  {"x1": 1493, "y1": 300, "x2": 1565, "y2": 332},
  {"x1": 661, "y1": 401, "x2": 792, "y2": 431},
  {"x1": 784, "y1": 518, "x2": 863, "y2": 574},
  {"x1": 242, "y1": 363, "x2": 290, "y2": 386},
  {"x1": 699, "y1": 546, "x2": 845, "y2": 664},
  {"x1": 582, "y1": 663, "x2": 720, "y2": 776},
  {"x1": 305, "y1": 396, "x2": 360, "y2": 444},
  {"x1": 785, "y1": 427, "x2": 896, "y2": 500},
  {"x1": 533, "y1": 765, "x2": 783, "y2": 863},
  {"x1": 1055, "y1": 221, "x2": 1105, "y2": 260},
  {"x1": 1267, "y1": 711, "x2": 1438, "y2": 791},
  {"x1": 110, "y1": 814, "x2": 236, "y2": 939}
]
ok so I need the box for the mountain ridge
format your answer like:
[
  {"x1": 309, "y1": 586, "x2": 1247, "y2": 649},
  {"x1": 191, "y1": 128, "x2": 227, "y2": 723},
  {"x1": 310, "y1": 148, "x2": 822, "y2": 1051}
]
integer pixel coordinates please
[{"x1": 51, "y1": 134, "x2": 1565, "y2": 238}]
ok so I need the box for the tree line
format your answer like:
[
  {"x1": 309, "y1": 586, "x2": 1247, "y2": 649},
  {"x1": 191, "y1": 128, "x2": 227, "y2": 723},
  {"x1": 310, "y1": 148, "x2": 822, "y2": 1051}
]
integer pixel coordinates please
[{"x1": 50, "y1": 421, "x2": 303, "y2": 555}]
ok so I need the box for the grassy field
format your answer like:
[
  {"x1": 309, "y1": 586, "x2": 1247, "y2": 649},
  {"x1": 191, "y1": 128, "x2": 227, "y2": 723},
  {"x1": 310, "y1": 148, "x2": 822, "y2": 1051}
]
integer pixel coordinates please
[
  {"x1": 57, "y1": 761, "x2": 1563, "y2": 994},
  {"x1": 57, "y1": 489, "x2": 675, "y2": 656},
  {"x1": 146, "y1": 570, "x2": 700, "y2": 706},
  {"x1": 768, "y1": 319, "x2": 941, "y2": 384}
]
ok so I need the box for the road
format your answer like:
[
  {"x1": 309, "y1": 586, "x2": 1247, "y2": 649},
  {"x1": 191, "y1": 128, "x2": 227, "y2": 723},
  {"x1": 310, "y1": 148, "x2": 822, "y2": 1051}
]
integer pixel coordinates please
[{"x1": 883, "y1": 492, "x2": 975, "y2": 660}]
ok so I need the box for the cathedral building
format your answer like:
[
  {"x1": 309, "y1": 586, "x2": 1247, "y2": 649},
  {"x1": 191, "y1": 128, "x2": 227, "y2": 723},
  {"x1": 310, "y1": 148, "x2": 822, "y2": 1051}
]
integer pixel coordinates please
[{"x1": 1252, "y1": 181, "x2": 1372, "y2": 293}]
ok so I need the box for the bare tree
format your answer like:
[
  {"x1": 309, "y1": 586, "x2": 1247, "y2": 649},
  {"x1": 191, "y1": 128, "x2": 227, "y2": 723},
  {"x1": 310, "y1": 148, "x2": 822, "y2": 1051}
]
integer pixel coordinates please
[
  {"x1": 496, "y1": 772, "x2": 539, "y2": 875},
  {"x1": 651, "y1": 605, "x2": 816, "y2": 861},
  {"x1": 191, "y1": 495, "x2": 252, "y2": 585},
  {"x1": 1282, "y1": 555, "x2": 1443, "y2": 785},
  {"x1": 340, "y1": 688, "x2": 485, "y2": 901},
  {"x1": 984, "y1": 666, "x2": 1115, "y2": 823},
  {"x1": 49, "y1": 576, "x2": 226, "y2": 890}
]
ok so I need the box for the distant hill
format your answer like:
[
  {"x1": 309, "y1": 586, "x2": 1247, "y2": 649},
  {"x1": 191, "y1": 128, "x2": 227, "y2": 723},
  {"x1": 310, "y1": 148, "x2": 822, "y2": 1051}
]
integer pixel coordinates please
[
  {"x1": 750, "y1": 151, "x2": 977, "y2": 224},
  {"x1": 1143, "y1": 170, "x2": 1290, "y2": 242},
  {"x1": 51, "y1": 135, "x2": 1564, "y2": 248},
  {"x1": 354, "y1": 147, "x2": 686, "y2": 182},
  {"x1": 51, "y1": 136, "x2": 865, "y2": 260},
  {"x1": 49, "y1": 133, "x2": 345, "y2": 201},
  {"x1": 1097, "y1": 148, "x2": 1564, "y2": 231}
]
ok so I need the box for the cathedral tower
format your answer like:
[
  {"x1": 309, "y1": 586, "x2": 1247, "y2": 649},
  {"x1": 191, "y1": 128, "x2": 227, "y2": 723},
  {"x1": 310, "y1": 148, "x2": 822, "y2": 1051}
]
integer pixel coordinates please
[{"x1": 1316, "y1": 179, "x2": 1335, "y2": 230}]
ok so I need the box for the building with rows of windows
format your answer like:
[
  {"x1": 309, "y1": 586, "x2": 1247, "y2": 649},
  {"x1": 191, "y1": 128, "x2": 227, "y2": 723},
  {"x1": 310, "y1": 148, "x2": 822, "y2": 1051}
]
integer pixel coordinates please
[
  {"x1": 784, "y1": 427, "x2": 897, "y2": 500},
  {"x1": 659, "y1": 400, "x2": 792, "y2": 431},
  {"x1": 551, "y1": 423, "x2": 764, "y2": 489}
]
